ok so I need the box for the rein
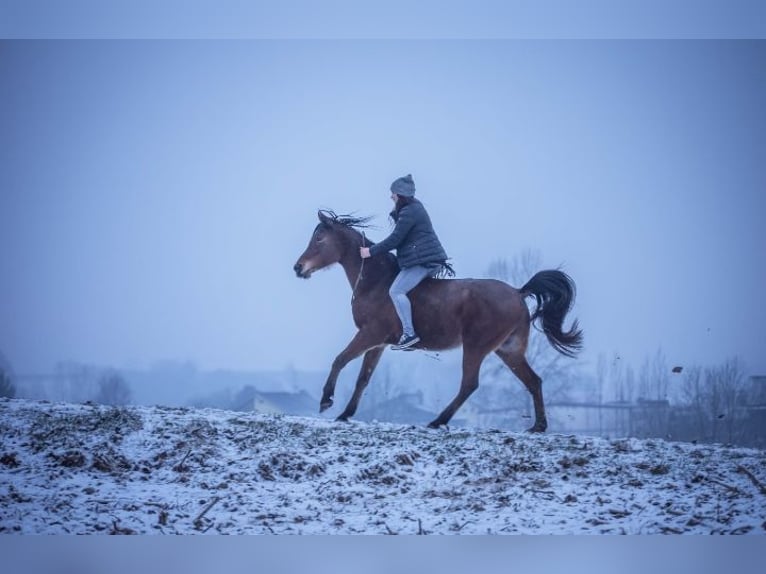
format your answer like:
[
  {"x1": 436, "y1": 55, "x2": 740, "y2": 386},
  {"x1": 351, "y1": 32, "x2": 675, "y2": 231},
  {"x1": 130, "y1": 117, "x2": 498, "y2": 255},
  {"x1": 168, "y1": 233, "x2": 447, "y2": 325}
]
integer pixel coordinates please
[{"x1": 352, "y1": 231, "x2": 366, "y2": 301}]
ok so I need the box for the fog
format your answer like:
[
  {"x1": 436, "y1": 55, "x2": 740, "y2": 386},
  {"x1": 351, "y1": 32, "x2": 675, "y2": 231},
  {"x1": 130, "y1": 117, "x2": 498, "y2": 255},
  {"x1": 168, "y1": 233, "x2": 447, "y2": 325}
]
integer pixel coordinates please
[{"x1": 2, "y1": 40, "x2": 765, "y2": 390}]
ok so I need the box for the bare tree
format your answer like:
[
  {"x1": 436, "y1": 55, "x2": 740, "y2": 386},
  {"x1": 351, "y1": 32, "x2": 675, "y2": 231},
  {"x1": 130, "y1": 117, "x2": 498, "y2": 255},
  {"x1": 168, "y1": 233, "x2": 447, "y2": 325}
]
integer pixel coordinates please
[
  {"x1": 591, "y1": 351, "x2": 629, "y2": 403},
  {"x1": 637, "y1": 356, "x2": 651, "y2": 401},
  {"x1": 94, "y1": 371, "x2": 132, "y2": 406},
  {"x1": 677, "y1": 358, "x2": 747, "y2": 444},
  {"x1": 704, "y1": 357, "x2": 746, "y2": 444},
  {"x1": 595, "y1": 353, "x2": 607, "y2": 433},
  {"x1": 623, "y1": 364, "x2": 636, "y2": 404},
  {"x1": 595, "y1": 352, "x2": 607, "y2": 404},
  {"x1": 0, "y1": 351, "x2": 15, "y2": 398},
  {"x1": 650, "y1": 348, "x2": 670, "y2": 401},
  {"x1": 0, "y1": 368, "x2": 15, "y2": 399},
  {"x1": 486, "y1": 249, "x2": 542, "y2": 289},
  {"x1": 628, "y1": 349, "x2": 672, "y2": 437},
  {"x1": 679, "y1": 365, "x2": 707, "y2": 439}
]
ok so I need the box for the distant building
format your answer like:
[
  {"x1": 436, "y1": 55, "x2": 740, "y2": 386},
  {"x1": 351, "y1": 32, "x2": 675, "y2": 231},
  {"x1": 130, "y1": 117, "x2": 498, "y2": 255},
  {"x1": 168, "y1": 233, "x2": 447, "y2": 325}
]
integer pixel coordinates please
[
  {"x1": 747, "y1": 376, "x2": 766, "y2": 405},
  {"x1": 234, "y1": 387, "x2": 318, "y2": 417},
  {"x1": 356, "y1": 391, "x2": 439, "y2": 425}
]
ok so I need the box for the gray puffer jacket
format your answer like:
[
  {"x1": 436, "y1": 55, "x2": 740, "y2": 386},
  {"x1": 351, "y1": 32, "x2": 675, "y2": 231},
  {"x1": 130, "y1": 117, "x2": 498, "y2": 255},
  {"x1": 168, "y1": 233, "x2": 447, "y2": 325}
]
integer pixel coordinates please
[{"x1": 369, "y1": 199, "x2": 448, "y2": 268}]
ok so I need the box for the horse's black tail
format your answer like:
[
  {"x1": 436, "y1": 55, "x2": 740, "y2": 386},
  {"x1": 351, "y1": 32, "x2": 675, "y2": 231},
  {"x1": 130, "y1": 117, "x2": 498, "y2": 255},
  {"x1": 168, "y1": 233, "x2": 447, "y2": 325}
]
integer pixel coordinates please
[{"x1": 520, "y1": 269, "x2": 583, "y2": 358}]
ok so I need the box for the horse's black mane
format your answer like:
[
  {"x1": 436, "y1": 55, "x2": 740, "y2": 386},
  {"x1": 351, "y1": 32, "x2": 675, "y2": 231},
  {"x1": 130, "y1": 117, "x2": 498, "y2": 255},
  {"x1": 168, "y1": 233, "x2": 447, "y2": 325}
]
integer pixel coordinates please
[{"x1": 319, "y1": 210, "x2": 374, "y2": 231}]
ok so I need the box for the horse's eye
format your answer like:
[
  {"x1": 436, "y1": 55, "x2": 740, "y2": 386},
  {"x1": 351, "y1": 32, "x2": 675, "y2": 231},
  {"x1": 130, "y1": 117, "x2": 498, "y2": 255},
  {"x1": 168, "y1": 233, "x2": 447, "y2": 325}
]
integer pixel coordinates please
[{"x1": 313, "y1": 224, "x2": 331, "y2": 243}]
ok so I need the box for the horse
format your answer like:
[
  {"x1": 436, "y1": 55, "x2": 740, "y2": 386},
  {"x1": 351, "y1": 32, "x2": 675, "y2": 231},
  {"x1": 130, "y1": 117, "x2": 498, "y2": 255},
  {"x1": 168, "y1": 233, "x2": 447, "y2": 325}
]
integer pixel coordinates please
[{"x1": 293, "y1": 210, "x2": 583, "y2": 432}]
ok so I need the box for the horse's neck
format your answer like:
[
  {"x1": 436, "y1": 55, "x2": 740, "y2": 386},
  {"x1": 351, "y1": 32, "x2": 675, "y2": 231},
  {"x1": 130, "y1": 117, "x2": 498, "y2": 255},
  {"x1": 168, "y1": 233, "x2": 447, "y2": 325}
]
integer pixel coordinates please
[{"x1": 339, "y1": 238, "x2": 395, "y2": 293}]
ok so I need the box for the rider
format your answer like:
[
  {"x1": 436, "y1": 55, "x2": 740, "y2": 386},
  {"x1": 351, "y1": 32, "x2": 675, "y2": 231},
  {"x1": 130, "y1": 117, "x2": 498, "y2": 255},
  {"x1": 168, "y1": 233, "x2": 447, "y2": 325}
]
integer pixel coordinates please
[{"x1": 360, "y1": 174, "x2": 450, "y2": 350}]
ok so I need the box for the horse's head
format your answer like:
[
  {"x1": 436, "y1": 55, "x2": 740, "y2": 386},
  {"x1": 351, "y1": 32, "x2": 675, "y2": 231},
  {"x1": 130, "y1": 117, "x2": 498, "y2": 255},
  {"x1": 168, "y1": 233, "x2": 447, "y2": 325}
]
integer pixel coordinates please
[{"x1": 293, "y1": 210, "x2": 352, "y2": 279}]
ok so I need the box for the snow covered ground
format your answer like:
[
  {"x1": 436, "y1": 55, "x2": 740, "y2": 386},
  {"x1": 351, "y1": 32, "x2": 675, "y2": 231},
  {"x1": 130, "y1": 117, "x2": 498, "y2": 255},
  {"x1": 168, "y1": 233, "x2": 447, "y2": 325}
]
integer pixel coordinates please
[{"x1": 1, "y1": 397, "x2": 764, "y2": 535}]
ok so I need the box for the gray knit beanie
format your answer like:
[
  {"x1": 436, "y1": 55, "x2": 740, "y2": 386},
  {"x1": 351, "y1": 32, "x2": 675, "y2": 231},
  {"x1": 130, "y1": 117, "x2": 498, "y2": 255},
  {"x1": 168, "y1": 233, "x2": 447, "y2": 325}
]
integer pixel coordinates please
[{"x1": 390, "y1": 174, "x2": 416, "y2": 197}]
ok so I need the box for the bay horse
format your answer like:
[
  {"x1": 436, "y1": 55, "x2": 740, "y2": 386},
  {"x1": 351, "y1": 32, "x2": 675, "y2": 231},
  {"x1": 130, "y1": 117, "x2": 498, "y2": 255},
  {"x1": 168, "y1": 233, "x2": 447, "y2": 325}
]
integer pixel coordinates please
[{"x1": 293, "y1": 210, "x2": 583, "y2": 432}]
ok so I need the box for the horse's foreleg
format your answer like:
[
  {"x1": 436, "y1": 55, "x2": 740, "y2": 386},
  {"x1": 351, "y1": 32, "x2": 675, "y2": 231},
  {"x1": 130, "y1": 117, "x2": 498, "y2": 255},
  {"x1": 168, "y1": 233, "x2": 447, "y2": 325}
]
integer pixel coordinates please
[
  {"x1": 320, "y1": 330, "x2": 379, "y2": 413},
  {"x1": 336, "y1": 345, "x2": 385, "y2": 422},
  {"x1": 427, "y1": 348, "x2": 486, "y2": 429}
]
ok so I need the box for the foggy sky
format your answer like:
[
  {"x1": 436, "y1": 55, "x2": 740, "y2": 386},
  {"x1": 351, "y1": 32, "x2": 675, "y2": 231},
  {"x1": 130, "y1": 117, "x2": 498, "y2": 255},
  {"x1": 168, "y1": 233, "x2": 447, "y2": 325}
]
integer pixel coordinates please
[{"x1": 1, "y1": 40, "x2": 765, "y2": 378}]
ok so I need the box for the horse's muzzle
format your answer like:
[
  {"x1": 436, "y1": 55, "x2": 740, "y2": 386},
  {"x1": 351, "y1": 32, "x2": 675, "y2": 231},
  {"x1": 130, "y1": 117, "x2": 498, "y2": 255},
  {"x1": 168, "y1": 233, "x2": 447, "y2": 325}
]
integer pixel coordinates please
[{"x1": 293, "y1": 262, "x2": 310, "y2": 279}]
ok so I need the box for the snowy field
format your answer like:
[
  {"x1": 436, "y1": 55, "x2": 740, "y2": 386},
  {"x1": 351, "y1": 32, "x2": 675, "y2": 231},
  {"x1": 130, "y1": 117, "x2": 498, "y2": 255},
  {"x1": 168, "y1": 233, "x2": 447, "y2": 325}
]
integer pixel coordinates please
[{"x1": 1, "y1": 397, "x2": 764, "y2": 535}]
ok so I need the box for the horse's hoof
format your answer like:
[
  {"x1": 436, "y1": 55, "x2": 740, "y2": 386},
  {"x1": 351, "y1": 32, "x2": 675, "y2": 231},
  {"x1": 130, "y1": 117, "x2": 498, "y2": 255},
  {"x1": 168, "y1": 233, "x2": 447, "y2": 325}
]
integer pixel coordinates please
[
  {"x1": 427, "y1": 421, "x2": 443, "y2": 429},
  {"x1": 526, "y1": 425, "x2": 546, "y2": 433},
  {"x1": 335, "y1": 415, "x2": 350, "y2": 423},
  {"x1": 319, "y1": 399, "x2": 333, "y2": 412}
]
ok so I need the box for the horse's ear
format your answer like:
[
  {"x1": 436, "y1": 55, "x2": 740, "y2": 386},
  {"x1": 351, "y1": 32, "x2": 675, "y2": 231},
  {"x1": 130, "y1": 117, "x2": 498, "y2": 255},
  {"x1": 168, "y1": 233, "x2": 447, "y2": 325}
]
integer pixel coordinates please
[{"x1": 318, "y1": 210, "x2": 330, "y2": 224}]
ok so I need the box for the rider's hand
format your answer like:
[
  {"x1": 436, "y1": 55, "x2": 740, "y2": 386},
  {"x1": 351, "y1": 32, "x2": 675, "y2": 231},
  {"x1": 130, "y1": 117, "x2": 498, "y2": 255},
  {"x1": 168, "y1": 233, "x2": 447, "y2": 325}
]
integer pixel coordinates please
[{"x1": 360, "y1": 247, "x2": 371, "y2": 259}]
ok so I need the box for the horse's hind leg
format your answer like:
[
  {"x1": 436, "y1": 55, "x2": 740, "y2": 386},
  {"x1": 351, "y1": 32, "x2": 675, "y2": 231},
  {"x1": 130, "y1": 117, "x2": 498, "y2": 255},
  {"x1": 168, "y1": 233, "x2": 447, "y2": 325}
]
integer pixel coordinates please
[
  {"x1": 428, "y1": 348, "x2": 486, "y2": 429},
  {"x1": 336, "y1": 345, "x2": 385, "y2": 422},
  {"x1": 495, "y1": 348, "x2": 547, "y2": 433}
]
